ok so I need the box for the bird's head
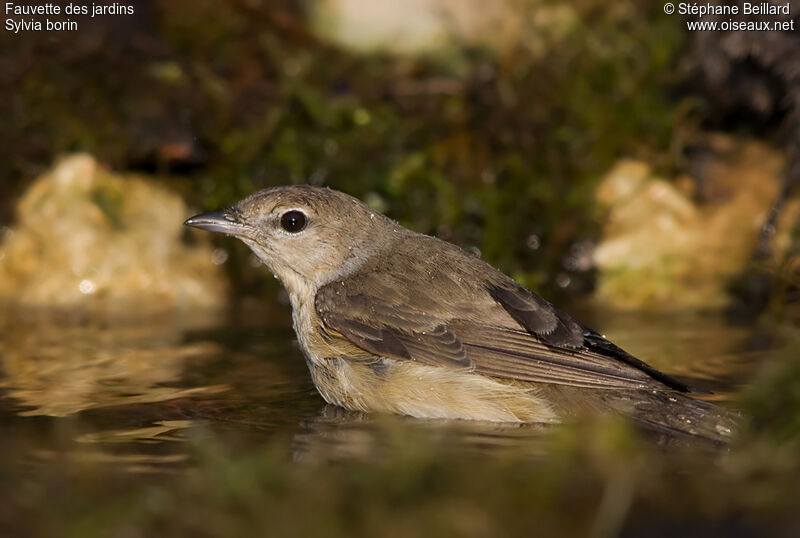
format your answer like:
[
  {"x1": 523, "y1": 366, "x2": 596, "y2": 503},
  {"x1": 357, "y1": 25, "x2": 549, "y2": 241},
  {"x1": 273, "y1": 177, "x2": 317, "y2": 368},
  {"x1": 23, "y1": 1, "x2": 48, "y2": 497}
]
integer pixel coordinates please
[{"x1": 185, "y1": 186, "x2": 398, "y2": 299}]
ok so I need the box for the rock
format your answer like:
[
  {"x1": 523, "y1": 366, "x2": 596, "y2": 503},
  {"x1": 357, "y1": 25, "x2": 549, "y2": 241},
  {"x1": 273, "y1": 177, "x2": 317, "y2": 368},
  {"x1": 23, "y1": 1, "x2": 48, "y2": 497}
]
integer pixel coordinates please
[
  {"x1": 310, "y1": 0, "x2": 575, "y2": 56},
  {"x1": 593, "y1": 136, "x2": 798, "y2": 311},
  {"x1": 0, "y1": 154, "x2": 227, "y2": 313}
]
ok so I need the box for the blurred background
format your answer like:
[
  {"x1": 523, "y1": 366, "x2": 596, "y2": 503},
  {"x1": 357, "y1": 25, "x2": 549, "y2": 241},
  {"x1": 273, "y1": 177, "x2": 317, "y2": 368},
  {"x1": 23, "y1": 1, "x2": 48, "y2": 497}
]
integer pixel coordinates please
[
  {"x1": 1, "y1": 1, "x2": 800, "y2": 536},
  {"x1": 2, "y1": 0, "x2": 799, "y2": 313}
]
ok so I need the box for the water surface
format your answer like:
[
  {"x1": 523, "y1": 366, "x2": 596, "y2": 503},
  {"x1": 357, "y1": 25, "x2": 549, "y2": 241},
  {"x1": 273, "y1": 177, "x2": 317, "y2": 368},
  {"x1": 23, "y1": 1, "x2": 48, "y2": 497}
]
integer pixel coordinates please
[{"x1": 0, "y1": 302, "x2": 778, "y2": 471}]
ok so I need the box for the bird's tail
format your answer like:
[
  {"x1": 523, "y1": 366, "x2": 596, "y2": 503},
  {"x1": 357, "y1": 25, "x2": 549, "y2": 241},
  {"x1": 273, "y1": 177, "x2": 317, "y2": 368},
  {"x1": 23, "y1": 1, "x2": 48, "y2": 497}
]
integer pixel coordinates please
[
  {"x1": 540, "y1": 384, "x2": 740, "y2": 444},
  {"x1": 620, "y1": 390, "x2": 739, "y2": 444}
]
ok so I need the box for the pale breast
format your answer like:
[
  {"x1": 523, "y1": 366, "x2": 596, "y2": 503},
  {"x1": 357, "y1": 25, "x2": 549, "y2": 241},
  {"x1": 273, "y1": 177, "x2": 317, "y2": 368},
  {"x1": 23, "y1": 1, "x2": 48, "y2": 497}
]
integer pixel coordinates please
[{"x1": 307, "y1": 356, "x2": 560, "y2": 423}]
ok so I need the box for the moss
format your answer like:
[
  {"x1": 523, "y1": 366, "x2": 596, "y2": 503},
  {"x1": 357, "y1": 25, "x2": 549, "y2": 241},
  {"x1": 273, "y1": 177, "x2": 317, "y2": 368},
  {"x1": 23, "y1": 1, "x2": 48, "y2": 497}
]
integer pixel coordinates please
[
  {"x1": 90, "y1": 184, "x2": 126, "y2": 230},
  {"x1": 4, "y1": 409, "x2": 800, "y2": 538},
  {"x1": 739, "y1": 329, "x2": 800, "y2": 445}
]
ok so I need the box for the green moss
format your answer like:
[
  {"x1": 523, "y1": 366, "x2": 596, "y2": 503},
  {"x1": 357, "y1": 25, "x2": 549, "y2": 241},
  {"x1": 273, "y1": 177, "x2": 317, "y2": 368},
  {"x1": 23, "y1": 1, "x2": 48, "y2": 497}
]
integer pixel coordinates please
[
  {"x1": 739, "y1": 329, "x2": 800, "y2": 445},
  {"x1": 4, "y1": 410, "x2": 800, "y2": 538},
  {"x1": 90, "y1": 184, "x2": 126, "y2": 230}
]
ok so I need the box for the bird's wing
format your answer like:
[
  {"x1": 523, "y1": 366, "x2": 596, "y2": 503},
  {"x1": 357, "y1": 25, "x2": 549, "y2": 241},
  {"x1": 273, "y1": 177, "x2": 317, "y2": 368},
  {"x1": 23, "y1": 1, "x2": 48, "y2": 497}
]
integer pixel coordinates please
[{"x1": 315, "y1": 270, "x2": 689, "y2": 391}]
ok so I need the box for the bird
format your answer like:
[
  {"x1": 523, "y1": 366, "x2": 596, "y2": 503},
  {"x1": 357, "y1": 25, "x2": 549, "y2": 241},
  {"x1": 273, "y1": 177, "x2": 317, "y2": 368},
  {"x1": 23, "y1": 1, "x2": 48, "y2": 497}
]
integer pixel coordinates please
[{"x1": 185, "y1": 185, "x2": 736, "y2": 441}]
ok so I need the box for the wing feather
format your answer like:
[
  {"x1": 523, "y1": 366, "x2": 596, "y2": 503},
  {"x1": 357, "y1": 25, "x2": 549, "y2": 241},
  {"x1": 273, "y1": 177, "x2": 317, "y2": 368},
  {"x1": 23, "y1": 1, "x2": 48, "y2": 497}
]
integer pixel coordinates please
[{"x1": 315, "y1": 268, "x2": 689, "y2": 392}]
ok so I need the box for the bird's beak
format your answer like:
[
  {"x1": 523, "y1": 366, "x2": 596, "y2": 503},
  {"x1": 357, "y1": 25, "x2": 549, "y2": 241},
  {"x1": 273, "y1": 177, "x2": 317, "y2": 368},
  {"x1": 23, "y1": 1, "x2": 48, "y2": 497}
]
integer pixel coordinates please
[{"x1": 184, "y1": 209, "x2": 248, "y2": 236}]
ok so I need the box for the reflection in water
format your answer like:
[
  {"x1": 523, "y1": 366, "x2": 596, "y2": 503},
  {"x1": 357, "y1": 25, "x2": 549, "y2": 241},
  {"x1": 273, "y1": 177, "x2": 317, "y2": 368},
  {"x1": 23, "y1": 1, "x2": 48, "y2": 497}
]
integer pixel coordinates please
[
  {"x1": 289, "y1": 403, "x2": 735, "y2": 464},
  {"x1": 0, "y1": 305, "x2": 786, "y2": 469},
  {"x1": 292, "y1": 405, "x2": 555, "y2": 463},
  {"x1": 75, "y1": 420, "x2": 195, "y2": 444},
  {"x1": 34, "y1": 448, "x2": 190, "y2": 474},
  {"x1": 0, "y1": 311, "x2": 228, "y2": 417}
]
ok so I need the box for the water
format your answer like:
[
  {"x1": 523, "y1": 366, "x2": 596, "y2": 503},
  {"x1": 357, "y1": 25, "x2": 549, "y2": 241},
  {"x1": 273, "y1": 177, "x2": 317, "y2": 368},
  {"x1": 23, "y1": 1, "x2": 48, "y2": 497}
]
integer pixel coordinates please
[
  {"x1": 3, "y1": 302, "x2": 797, "y2": 536},
  {"x1": 0, "y1": 302, "x2": 776, "y2": 470}
]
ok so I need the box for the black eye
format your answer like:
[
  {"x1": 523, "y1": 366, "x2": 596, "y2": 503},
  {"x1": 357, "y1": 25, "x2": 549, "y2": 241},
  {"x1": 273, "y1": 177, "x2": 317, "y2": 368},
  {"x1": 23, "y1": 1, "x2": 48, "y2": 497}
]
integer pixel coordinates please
[{"x1": 280, "y1": 210, "x2": 307, "y2": 233}]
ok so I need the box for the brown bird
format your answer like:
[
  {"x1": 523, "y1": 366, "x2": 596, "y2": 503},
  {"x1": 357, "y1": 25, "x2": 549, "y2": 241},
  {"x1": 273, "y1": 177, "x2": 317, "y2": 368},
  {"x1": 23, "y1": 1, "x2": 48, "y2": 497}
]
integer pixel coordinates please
[{"x1": 185, "y1": 186, "x2": 736, "y2": 440}]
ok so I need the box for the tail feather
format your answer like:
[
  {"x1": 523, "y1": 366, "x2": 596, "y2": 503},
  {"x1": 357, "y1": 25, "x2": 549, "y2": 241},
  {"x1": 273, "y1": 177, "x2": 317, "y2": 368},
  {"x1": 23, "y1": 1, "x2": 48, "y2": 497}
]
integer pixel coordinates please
[
  {"x1": 628, "y1": 390, "x2": 739, "y2": 443},
  {"x1": 536, "y1": 384, "x2": 740, "y2": 444}
]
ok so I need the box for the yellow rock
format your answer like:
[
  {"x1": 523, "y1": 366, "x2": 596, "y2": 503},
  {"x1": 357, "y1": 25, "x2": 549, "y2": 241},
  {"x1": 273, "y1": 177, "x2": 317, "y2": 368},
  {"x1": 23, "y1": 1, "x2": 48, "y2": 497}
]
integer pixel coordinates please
[
  {"x1": 593, "y1": 136, "x2": 797, "y2": 311},
  {"x1": 0, "y1": 154, "x2": 227, "y2": 313}
]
